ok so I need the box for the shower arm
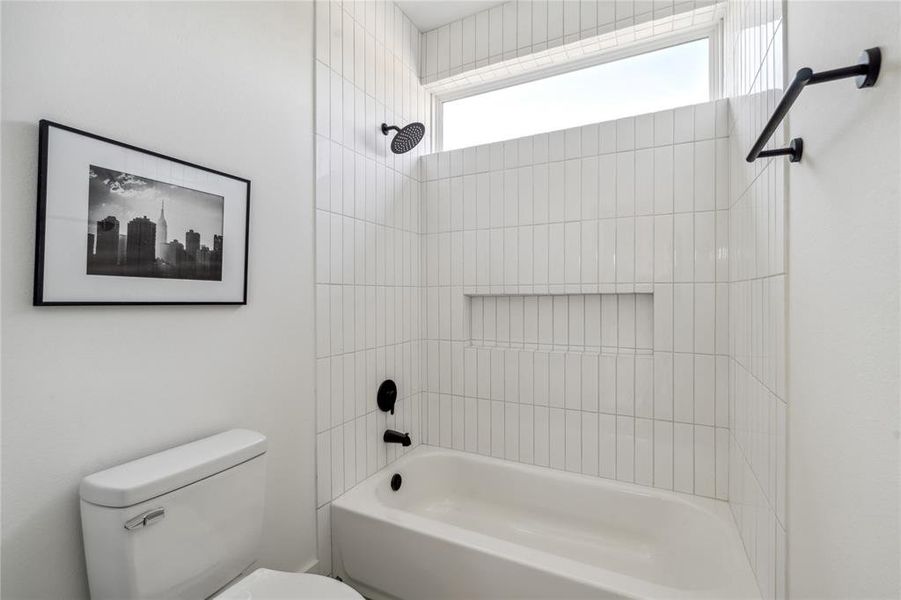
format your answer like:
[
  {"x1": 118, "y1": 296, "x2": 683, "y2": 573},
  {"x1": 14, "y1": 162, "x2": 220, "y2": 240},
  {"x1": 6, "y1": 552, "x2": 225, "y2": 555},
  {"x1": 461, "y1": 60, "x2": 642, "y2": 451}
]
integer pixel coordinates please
[
  {"x1": 381, "y1": 124, "x2": 401, "y2": 135},
  {"x1": 746, "y1": 47, "x2": 881, "y2": 164}
]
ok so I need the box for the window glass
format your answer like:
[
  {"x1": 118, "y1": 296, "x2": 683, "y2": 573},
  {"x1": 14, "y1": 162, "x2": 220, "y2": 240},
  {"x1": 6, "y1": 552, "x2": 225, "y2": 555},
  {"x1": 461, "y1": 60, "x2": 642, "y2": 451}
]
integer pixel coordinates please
[{"x1": 442, "y1": 39, "x2": 710, "y2": 151}]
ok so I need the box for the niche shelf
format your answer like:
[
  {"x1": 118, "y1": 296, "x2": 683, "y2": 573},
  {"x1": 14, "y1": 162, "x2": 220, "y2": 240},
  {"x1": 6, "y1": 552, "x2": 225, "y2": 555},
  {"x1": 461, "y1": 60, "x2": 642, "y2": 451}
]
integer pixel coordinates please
[{"x1": 467, "y1": 292, "x2": 653, "y2": 355}]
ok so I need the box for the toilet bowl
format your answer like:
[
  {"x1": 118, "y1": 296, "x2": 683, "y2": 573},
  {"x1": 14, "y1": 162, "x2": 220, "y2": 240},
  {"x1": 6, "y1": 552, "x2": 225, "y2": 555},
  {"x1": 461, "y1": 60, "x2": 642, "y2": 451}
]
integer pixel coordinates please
[
  {"x1": 216, "y1": 568, "x2": 362, "y2": 599},
  {"x1": 79, "y1": 429, "x2": 361, "y2": 600}
]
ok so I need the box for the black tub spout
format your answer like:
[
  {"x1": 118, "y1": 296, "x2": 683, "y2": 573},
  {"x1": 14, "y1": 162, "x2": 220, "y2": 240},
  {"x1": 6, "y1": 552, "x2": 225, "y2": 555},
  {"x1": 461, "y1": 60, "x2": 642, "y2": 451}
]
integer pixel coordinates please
[{"x1": 383, "y1": 429, "x2": 411, "y2": 447}]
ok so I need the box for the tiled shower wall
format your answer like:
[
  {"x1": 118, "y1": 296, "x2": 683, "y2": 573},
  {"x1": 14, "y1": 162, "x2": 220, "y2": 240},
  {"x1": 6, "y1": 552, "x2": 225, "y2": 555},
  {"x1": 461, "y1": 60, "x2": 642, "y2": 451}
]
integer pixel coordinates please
[
  {"x1": 420, "y1": 100, "x2": 732, "y2": 499},
  {"x1": 312, "y1": 0, "x2": 431, "y2": 574},
  {"x1": 418, "y1": 0, "x2": 725, "y2": 93},
  {"x1": 311, "y1": 0, "x2": 788, "y2": 589},
  {"x1": 724, "y1": 0, "x2": 787, "y2": 597}
]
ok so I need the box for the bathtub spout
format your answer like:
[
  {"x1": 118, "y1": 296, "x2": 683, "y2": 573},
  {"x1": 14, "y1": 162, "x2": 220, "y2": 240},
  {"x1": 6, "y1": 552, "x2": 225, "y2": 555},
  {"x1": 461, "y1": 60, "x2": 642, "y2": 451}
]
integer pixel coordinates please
[{"x1": 383, "y1": 429, "x2": 411, "y2": 446}]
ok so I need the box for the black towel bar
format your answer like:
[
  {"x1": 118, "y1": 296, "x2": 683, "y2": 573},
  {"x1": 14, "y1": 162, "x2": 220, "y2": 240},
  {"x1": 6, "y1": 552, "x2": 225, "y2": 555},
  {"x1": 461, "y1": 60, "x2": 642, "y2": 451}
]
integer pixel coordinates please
[{"x1": 746, "y1": 47, "x2": 881, "y2": 164}]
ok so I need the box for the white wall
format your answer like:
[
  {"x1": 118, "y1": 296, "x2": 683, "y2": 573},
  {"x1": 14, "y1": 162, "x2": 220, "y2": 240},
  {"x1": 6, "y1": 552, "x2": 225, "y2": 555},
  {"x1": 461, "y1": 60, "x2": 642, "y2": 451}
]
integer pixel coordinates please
[
  {"x1": 785, "y1": 2, "x2": 900, "y2": 597},
  {"x1": 1, "y1": 3, "x2": 317, "y2": 598}
]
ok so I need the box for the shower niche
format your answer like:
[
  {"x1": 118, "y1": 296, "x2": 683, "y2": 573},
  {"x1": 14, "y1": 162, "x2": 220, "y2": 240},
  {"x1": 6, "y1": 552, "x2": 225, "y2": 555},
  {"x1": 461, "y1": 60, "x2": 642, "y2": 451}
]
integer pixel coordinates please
[{"x1": 466, "y1": 292, "x2": 653, "y2": 355}]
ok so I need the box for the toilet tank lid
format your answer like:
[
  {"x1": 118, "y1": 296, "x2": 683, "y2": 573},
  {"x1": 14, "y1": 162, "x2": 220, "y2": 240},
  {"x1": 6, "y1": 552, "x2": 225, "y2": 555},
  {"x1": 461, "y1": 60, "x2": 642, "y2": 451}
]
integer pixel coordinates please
[{"x1": 80, "y1": 429, "x2": 267, "y2": 508}]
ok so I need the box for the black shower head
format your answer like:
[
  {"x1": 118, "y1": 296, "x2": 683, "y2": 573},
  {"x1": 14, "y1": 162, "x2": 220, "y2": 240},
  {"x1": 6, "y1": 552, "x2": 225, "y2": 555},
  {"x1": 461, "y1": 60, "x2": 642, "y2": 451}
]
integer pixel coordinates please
[{"x1": 381, "y1": 122, "x2": 425, "y2": 154}]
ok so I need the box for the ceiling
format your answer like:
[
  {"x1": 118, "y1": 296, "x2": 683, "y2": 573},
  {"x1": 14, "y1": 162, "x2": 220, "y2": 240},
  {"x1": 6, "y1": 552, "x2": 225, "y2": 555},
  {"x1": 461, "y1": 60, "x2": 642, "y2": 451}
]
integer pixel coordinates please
[{"x1": 396, "y1": 0, "x2": 505, "y2": 32}]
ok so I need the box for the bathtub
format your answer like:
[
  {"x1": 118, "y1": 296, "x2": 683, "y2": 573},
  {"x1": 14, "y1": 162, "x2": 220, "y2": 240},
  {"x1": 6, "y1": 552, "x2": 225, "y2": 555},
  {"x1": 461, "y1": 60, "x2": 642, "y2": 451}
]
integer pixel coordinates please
[{"x1": 332, "y1": 446, "x2": 759, "y2": 599}]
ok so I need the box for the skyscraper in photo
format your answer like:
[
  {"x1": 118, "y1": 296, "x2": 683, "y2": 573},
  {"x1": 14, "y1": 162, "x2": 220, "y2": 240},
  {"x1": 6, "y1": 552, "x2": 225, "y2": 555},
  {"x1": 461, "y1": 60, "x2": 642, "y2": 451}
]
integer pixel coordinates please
[
  {"x1": 117, "y1": 235, "x2": 127, "y2": 265},
  {"x1": 156, "y1": 200, "x2": 168, "y2": 260},
  {"x1": 126, "y1": 216, "x2": 156, "y2": 273},
  {"x1": 211, "y1": 234, "x2": 223, "y2": 279},
  {"x1": 166, "y1": 239, "x2": 186, "y2": 266},
  {"x1": 197, "y1": 245, "x2": 211, "y2": 268},
  {"x1": 186, "y1": 229, "x2": 200, "y2": 261},
  {"x1": 95, "y1": 216, "x2": 119, "y2": 266}
]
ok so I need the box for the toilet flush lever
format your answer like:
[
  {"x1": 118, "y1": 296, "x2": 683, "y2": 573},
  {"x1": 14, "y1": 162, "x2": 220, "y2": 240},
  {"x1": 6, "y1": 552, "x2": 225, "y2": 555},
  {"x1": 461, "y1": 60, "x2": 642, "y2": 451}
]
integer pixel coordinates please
[{"x1": 124, "y1": 507, "x2": 165, "y2": 530}]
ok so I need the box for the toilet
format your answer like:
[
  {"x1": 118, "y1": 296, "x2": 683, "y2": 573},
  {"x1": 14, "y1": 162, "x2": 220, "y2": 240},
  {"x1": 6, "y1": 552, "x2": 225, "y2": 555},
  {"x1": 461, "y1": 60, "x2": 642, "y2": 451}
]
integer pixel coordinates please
[{"x1": 79, "y1": 429, "x2": 362, "y2": 599}]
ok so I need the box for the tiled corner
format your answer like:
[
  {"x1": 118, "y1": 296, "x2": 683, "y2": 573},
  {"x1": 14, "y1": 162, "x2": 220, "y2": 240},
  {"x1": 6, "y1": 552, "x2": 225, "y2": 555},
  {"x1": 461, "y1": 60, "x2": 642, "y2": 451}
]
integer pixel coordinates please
[
  {"x1": 313, "y1": 0, "x2": 432, "y2": 574},
  {"x1": 724, "y1": 0, "x2": 787, "y2": 597}
]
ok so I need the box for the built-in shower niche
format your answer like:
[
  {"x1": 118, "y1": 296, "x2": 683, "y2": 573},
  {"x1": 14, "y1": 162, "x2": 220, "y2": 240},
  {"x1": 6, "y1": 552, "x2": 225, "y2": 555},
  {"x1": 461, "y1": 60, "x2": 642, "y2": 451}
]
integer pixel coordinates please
[{"x1": 467, "y1": 293, "x2": 652, "y2": 354}]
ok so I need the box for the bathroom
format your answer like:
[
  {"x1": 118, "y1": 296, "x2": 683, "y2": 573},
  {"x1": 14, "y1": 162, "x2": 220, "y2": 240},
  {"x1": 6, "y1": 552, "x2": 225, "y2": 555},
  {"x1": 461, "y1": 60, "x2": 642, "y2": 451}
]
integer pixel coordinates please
[{"x1": 0, "y1": 0, "x2": 898, "y2": 598}]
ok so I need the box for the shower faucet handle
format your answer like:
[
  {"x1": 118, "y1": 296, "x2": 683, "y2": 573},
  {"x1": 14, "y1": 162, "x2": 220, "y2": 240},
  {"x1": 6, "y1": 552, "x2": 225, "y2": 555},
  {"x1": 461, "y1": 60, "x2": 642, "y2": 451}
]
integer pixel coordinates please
[{"x1": 377, "y1": 379, "x2": 397, "y2": 414}]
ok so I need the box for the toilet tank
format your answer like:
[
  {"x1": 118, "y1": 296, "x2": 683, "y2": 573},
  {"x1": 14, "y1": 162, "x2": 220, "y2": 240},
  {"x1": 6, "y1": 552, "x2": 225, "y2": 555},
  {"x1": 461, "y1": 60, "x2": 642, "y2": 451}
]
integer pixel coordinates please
[{"x1": 80, "y1": 429, "x2": 268, "y2": 600}]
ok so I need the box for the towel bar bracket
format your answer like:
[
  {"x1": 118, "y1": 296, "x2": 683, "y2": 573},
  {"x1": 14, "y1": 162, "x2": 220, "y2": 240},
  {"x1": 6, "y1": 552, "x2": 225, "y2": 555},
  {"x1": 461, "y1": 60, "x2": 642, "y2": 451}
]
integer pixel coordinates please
[
  {"x1": 855, "y1": 47, "x2": 881, "y2": 89},
  {"x1": 746, "y1": 47, "x2": 881, "y2": 163},
  {"x1": 756, "y1": 138, "x2": 803, "y2": 163}
]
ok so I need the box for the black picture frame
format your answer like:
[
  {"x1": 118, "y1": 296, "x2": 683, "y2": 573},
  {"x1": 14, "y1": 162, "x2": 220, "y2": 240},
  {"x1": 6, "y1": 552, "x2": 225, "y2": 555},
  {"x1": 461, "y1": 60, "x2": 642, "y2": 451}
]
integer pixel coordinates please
[{"x1": 33, "y1": 120, "x2": 250, "y2": 306}]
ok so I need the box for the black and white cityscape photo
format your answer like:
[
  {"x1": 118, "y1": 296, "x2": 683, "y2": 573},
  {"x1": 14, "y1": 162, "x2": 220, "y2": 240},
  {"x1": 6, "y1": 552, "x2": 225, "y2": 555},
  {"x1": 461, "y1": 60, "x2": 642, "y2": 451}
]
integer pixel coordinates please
[{"x1": 86, "y1": 165, "x2": 224, "y2": 281}]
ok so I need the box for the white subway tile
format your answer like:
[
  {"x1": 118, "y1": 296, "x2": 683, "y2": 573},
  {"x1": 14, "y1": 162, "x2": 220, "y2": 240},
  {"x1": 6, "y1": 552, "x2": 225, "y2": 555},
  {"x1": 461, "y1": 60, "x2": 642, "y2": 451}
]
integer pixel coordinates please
[
  {"x1": 673, "y1": 352, "x2": 694, "y2": 423},
  {"x1": 635, "y1": 418, "x2": 653, "y2": 486},
  {"x1": 505, "y1": 403, "x2": 520, "y2": 460},
  {"x1": 694, "y1": 140, "x2": 716, "y2": 211},
  {"x1": 616, "y1": 354, "x2": 635, "y2": 416},
  {"x1": 673, "y1": 422, "x2": 693, "y2": 493},
  {"x1": 673, "y1": 143, "x2": 694, "y2": 213},
  {"x1": 549, "y1": 407, "x2": 565, "y2": 468},
  {"x1": 478, "y1": 398, "x2": 491, "y2": 454},
  {"x1": 599, "y1": 413, "x2": 616, "y2": 478},
  {"x1": 694, "y1": 425, "x2": 715, "y2": 497},
  {"x1": 694, "y1": 355, "x2": 715, "y2": 426},
  {"x1": 564, "y1": 353, "x2": 581, "y2": 410},
  {"x1": 673, "y1": 105, "x2": 694, "y2": 143},
  {"x1": 695, "y1": 211, "x2": 716, "y2": 282},
  {"x1": 653, "y1": 420, "x2": 673, "y2": 490},
  {"x1": 694, "y1": 283, "x2": 715, "y2": 354},
  {"x1": 616, "y1": 416, "x2": 635, "y2": 482},
  {"x1": 616, "y1": 118, "x2": 635, "y2": 151},
  {"x1": 534, "y1": 405, "x2": 550, "y2": 466},
  {"x1": 491, "y1": 400, "x2": 505, "y2": 457},
  {"x1": 674, "y1": 213, "x2": 694, "y2": 282},
  {"x1": 565, "y1": 409, "x2": 581, "y2": 472},
  {"x1": 654, "y1": 352, "x2": 673, "y2": 420},
  {"x1": 635, "y1": 355, "x2": 653, "y2": 418},
  {"x1": 616, "y1": 152, "x2": 635, "y2": 216},
  {"x1": 548, "y1": 352, "x2": 565, "y2": 407},
  {"x1": 653, "y1": 146, "x2": 674, "y2": 214}
]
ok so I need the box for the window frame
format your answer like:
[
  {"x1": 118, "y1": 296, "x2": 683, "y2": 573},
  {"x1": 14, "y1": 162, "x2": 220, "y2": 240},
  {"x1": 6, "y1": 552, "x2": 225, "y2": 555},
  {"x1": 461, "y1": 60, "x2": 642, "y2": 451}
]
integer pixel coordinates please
[{"x1": 434, "y1": 21, "x2": 723, "y2": 152}]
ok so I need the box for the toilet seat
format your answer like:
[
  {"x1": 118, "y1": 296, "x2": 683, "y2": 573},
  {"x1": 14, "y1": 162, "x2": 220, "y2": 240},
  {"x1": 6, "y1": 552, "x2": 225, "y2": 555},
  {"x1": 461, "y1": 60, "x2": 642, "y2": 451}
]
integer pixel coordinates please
[{"x1": 216, "y1": 568, "x2": 363, "y2": 599}]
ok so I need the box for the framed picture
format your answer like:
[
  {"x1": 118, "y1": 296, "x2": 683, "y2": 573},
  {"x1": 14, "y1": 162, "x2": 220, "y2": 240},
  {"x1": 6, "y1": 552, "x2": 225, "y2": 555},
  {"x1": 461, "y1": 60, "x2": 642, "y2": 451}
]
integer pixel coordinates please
[{"x1": 33, "y1": 120, "x2": 250, "y2": 305}]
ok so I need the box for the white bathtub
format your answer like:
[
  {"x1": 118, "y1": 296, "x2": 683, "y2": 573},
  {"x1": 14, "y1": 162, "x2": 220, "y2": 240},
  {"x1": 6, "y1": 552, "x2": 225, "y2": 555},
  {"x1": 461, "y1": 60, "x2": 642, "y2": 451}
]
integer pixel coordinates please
[{"x1": 332, "y1": 446, "x2": 759, "y2": 600}]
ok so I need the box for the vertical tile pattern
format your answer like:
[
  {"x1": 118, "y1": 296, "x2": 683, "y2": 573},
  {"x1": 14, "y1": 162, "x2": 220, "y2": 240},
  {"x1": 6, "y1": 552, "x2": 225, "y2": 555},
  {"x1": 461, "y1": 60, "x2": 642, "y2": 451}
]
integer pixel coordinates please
[
  {"x1": 314, "y1": 0, "x2": 431, "y2": 574},
  {"x1": 421, "y1": 101, "x2": 730, "y2": 501},
  {"x1": 419, "y1": 1, "x2": 727, "y2": 95},
  {"x1": 311, "y1": 5, "x2": 790, "y2": 593},
  {"x1": 724, "y1": 0, "x2": 787, "y2": 597}
]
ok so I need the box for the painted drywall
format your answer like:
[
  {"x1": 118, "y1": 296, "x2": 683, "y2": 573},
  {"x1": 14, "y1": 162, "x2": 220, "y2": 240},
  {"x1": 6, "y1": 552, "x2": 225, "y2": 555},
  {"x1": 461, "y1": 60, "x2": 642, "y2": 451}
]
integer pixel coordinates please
[
  {"x1": 786, "y1": 1, "x2": 900, "y2": 597},
  {"x1": 1, "y1": 2, "x2": 317, "y2": 598}
]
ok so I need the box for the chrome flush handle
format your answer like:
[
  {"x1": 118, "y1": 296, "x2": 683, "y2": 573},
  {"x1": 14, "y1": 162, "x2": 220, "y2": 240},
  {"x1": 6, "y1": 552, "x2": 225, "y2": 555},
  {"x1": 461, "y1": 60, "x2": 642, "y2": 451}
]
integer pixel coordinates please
[{"x1": 124, "y1": 507, "x2": 165, "y2": 530}]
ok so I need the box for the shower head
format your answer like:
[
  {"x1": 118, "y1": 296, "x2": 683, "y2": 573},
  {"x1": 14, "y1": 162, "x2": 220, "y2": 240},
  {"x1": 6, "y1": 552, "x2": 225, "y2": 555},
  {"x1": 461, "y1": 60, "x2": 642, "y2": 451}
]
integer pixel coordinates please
[{"x1": 381, "y1": 122, "x2": 425, "y2": 154}]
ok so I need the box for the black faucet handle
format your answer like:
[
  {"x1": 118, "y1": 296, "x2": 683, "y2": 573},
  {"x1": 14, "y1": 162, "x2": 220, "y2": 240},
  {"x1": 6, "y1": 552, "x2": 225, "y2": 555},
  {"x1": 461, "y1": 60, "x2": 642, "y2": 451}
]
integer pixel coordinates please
[{"x1": 377, "y1": 379, "x2": 397, "y2": 414}]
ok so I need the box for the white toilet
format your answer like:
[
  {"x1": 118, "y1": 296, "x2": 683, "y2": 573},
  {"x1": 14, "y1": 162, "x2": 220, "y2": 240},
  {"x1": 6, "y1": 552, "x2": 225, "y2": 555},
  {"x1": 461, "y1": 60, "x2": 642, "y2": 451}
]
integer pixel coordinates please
[{"x1": 79, "y1": 429, "x2": 362, "y2": 599}]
